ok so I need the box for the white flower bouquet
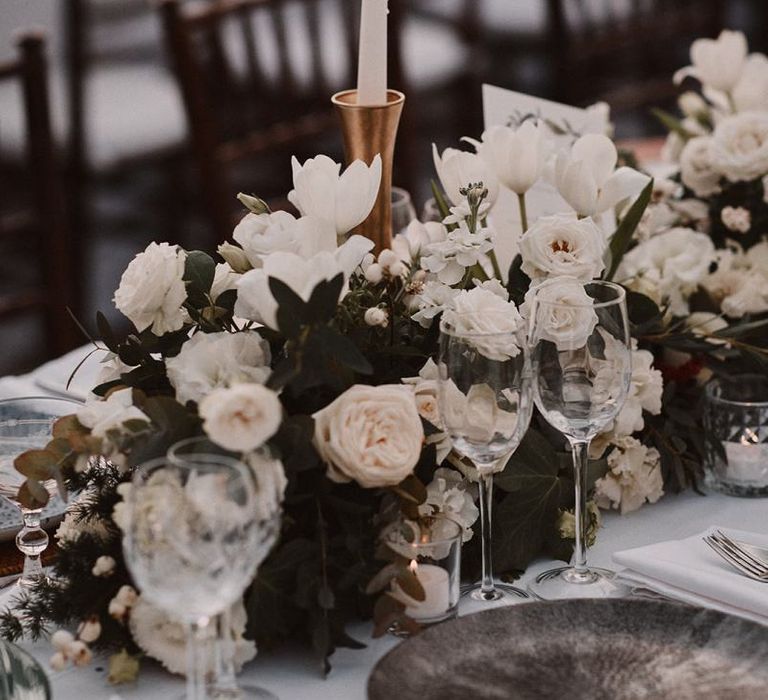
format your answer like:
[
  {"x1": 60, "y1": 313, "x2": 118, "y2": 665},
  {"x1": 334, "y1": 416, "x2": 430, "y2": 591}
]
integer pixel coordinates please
[{"x1": 2, "y1": 43, "x2": 766, "y2": 681}]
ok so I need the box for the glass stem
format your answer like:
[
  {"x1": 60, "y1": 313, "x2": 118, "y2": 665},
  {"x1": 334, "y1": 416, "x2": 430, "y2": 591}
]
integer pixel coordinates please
[
  {"x1": 186, "y1": 619, "x2": 210, "y2": 700},
  {"x1": 212, "y1": 609, "x2": 239, "y2": 693},
  {"x1": 570, "y1": 439, "x2": 590, "y2": 574},
  {"x1": 17, "y1": 509, "x2": 48, "y2": 586},
  {"x1": 478, "y1": 471, "x2": 496, "y2": 595}
]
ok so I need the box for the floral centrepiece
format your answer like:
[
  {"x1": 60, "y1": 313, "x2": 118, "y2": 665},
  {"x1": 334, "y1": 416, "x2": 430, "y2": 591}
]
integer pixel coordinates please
[{"x1": 2, "y1": 36, "x2": 767, "y2": 682}]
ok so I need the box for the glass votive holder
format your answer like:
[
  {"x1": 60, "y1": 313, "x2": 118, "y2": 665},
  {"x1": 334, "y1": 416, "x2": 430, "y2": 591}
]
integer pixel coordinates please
[
  {"x1": 703, "y1": 374, "x2": 768, "y2": 497},
  {"x1": 386, "y1": 517, "x2": 462, "y2": 633}
]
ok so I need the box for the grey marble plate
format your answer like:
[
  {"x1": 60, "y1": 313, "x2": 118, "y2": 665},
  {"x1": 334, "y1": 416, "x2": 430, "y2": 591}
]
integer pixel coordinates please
[
  {"x1": 368, "y1": 598, "x2": 768, "y2": 700},
  {"x1": 0, "y1": 639, "x2": 50, "y2": 699}
]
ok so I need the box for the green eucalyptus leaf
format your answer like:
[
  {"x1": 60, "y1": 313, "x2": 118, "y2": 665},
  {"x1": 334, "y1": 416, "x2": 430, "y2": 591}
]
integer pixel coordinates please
[{"x1": 184, "y1": 251, "x2": 216, "y2": 296}]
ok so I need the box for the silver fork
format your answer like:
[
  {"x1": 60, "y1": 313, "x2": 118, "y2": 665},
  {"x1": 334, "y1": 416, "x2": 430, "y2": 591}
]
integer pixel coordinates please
[{"x1": 703, "y1": 532, "x2": 768, "y2": 581}]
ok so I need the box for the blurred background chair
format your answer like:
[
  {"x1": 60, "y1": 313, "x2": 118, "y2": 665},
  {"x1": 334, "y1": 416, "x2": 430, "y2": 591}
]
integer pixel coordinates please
[{"x1": 0, "y1": 33, "x2": 80, "y2": 374}]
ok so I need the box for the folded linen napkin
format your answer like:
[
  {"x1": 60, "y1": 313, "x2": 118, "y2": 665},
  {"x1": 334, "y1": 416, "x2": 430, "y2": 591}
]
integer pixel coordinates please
[{"x1": 613, "y1": 527, "x2": 768, "y2": 625}]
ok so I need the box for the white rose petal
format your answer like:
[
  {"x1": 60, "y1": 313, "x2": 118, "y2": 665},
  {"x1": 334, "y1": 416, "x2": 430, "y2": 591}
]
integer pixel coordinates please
[
  {"x1": 679, "y1": 136, "x2": 721, "y2": 197},
  {"x1": 166, "y1": 331, "x2": 271, "y2": 405},
  {"x1": 313, "y1": 385, "x2": 424, "y2": 488},
  {"x1": 200, "y1": 383, "x2": 282, "y2": 452},
  {"x1": 113, "y1": 242, "x2": 187, "y2": 335},
  {"x1": 525, "y1": 278, "x2": 598, "y2": 351},
  {"x1": 711, "y1": 111, "x2": 768, "y2": 182}
]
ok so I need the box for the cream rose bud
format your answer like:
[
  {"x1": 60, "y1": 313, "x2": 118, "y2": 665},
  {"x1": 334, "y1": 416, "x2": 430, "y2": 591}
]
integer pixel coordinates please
[
  {"x1": 200, "y1": 383, "x2": 282, "y2": 452},
  {"x1": 518, "y1": 214, "x2": 605, "y2": 283},
  {"x1": 68, "y1": 640, "x2": 93, "y2": 667},
  {"x1": 49, "y1": 651, "x2": 67, "y2": 671},
  {"x1": 679, "y1": 136, "x2": 721, "y2": 198},
  {"x1": 364, "y1": 262, "x2": 383, "y2": 284},
  {"x1": 678, "y1": 91, "x2": 708, "y2": 118},
  {"x1": 711, "y1": 112, "x2": 768, "y2": 182},
  {"x1": 364, "y1": 307, "x2": 388, "y2": 327},
  {"x1": 525, "y1": 278, "x2": 598, "y2": 351},
  {"x1": 113, "y1": 242, "x2": 187, "y2": 335},
  {"x1": 77, "y1": 617, "x2": 102, "y2": 643},
  {"x1": 313, "y1": 385, "x2": 424, "y2": 488},
  {"x1": 720, "y1": 206, "x2": 751, "y2": 233},
  {"x1": 51, "y1": 630, "x2": 75, "y2": 652},
  {"x1": 217, "y1": 242, "x2": 252, "y2": 274}
]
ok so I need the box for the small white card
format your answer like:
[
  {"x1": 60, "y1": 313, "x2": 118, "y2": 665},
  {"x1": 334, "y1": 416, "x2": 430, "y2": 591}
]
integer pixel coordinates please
[{"x1": 482, "y1": 84, "x2": 611, "y2": 277}]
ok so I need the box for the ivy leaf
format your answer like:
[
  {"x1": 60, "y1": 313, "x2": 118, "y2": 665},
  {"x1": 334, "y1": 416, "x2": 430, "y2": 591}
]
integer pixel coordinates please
[
  {"x1": 316, "y1": 327, "x2": 373, "y2": 375},
  {"x1": 96, "y1": 311, "x2": 118, "y2": 352},
  {"x1": 604, "y1": 178, "x2": 653, "y2": 281},
  {"x1": 269, "y1": 277, "x2": 307, "y2": 339},
  {"x1": 506, "y1": 254, "x2": 531, "y2": 306},
  {"x1": 306, "y1": 274, "x2": 344, "y2": 324}
]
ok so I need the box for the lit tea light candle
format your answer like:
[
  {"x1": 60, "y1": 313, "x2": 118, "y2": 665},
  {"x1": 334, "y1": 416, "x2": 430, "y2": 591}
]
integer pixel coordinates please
[
  {"x1": 394, "y1": 560, "x2": 450, "y2": 621},
  {"x1": 723, "y1": 431, "x2": 768, "y2": 484},
  {"x1": 356, "y1": 0, "x2": 388, "y2": 105}
]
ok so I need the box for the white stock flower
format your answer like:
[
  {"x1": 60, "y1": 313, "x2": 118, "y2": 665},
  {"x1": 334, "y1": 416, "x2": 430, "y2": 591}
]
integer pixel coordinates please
[
  {"x1": 445, "y1": 286, "x2": 524, "y2": 361},
  {"x1": 418, "y1": 468, "x2": 479, "y2": 542},
  {"x1": 617, "y1": 228, "x2": 716, "y2": 316},
  {"x1": 313, "y1": 385, "x2": 424, "y2": 488},
  {"x1": 432, "y1": 144, "x2": 499, "y2": 206},
  {"x1": 612, "y1": 344, "x2": 663, "y2": 436},
  {"x1": 113, "y1": 242, "x2": 187, "y2": 335},
  {"x1": 391, "y1": 219, "x2": 446, "y2": 264},
  {"x1": 674, "y1": 30, "x2": 748, "y2": 92},
  {"x1": 679, "y1": 136, "x2": 721, "y2": 197},
  {"x1": 235, "y1": 236, "x2": 373, "y2": 329},
  {"x1": 524, "y1": 278, "x2": 598, "y2": 351},
  {"x1": 733, "y1": 54, "x2": 768, "y2": 112},
  {"x1": 245, "y1": 450, "x2": 287, "y2": 521},
  {"x1": 402, "y1": 359, "x2": 452, "y2": 463},
  {"x1": 166, "y1": 331, "x2": 271, "y2": 405},
  {"x1": 711, "y1": 111, "x2": 768, "y2": 182},
  {"x1": 518, "y1": 214, "x2": 605, "y2": 283},
  {"x1": 720, "y1": 206, "x2": 751, "y2": 233},
  {"x1": 288, "y1": 154, "x2": 381, "y2": 237},
  {"x1": 421, "y1": 224, "x2": 494, "y2": 285},
  {"x1": 686, "y1": 311, "x2": 729, "y2": 345},
  {"x1": 474, "y1": 121, "x2": 552, "y2": 195},
  {"x1": 704, "y1": 262, "x2": 768, "y2": 318},
  {"x1": 129, "y1": 597, "x2": 255, "y2": 677},
  {"x1": 411, "y1": 281, "x2": 460, "y2": 329},
  {"x1": 199, "y1": 383, "x2": 282, "y2": 452},
  {"x1": 77, "y1": 388, "x2": 149, "y2": 439},
  {"x1": 594, "y1": 436, "x2": 664, "y2": 515},
  {"x1": 552, "y1": 134, "x2": 650, "y2": 217}
]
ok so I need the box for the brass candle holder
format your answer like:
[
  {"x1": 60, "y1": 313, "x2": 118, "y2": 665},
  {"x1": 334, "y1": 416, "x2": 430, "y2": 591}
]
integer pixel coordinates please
[{"x1": 332, "y1": 89, "x2": 405, "y2": 254}]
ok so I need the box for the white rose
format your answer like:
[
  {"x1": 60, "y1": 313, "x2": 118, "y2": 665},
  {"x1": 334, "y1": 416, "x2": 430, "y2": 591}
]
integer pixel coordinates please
[
  {"x1": 444, "y1": 286, "x2": 524, "y2": 361},
  {"x1": 674, "y1": 30, "x2": 748, "y2": 92},
  {"x1": 77, "y1": 388, "x2": 149, "y2": 439},
  {"x1": 720, "y1": 206, "x2": 751, "y2": 233},
  {"x1": 432, "y1": 144, "x2": 499, "y2": 207},
  {"x1": 113, "y1": 242, "x2": 187, "y2": 335},
  {"x1": 313, "y1": 385, "x2": 424, "y2": 488},
  {"x1": 763, "y1": 174, "x2": 768, "y2": 204},
  {"x1": 552, "y1": 134, "x2": 650, "y2": 217},
  {"x1": 711, "y1": 111, "x2": 768, "y2": 182},
  {"x1": 679, "y1": 136, "x2": 721, "y2": 197},
  {"x1": 617, "y1": 228, "x2": 716, "y2": 316},
  {"x1": 594, "y1": 436, "x2": 663, "y2": 515},
  {"x1": 235, "y1": 235, "x2": 373, "y2": 329},
  {"x1": 518, "y1": 214, "x2": 606, "y2": 283},
  {"x1": 524, "y1": 278, "x2": 598, "y2": 351},
  {"x1": 418, "y1": 467, "x2": 479, "y2": 542},
  {"x1": 288, "y1": 154, "x2": 381, "y2": 237},
  {"x1": 474, "y1": 121, "x2": 552, "y2": 195},
  {"x1": 364, "y1": 307, "x2": 389, "y2": 327},
  {"x1": 720, "y1": 272, "x2": 768, "y2": 318},
  {"x1": 733, "y1": 54, "x2": 768, "y2": 112},
  {"x1": 199, "y1": 383, "x2": 282, "y2": 452},
  {"x1": 746, "y1": 240, "x2": 768, "y2": 276},
  {"x1": 166, "y1": 331, "x2": 271, "y2": 405}
]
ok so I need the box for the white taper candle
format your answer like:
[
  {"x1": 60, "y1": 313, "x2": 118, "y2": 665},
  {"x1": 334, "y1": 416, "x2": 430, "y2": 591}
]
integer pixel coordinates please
[{"x1": 356, "y1": 0, "x2": 388, "y2": 105}]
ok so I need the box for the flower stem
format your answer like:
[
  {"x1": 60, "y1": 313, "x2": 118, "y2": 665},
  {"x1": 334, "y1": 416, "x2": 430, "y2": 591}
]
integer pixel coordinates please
[
  {"x1": 517, "y1": 193, "x2": 528, "y2": 233},
  {"x1": 488, "y1": 251, "x2": 504, "y2": 281}
]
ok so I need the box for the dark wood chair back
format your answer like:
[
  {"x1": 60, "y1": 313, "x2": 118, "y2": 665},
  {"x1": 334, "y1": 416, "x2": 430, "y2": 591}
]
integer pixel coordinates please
[
  {"x1": 0, "y1": 32, "x2": 80, "y2": 363},
  {"x1": 159, "y1": 0, "x2": 409, "y2": 245}
]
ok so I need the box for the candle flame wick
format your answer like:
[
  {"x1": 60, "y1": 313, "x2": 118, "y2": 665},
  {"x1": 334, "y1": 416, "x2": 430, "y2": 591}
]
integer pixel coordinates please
[{"x1": 741, "y1": 428, "x2": 759, "y2": 445}]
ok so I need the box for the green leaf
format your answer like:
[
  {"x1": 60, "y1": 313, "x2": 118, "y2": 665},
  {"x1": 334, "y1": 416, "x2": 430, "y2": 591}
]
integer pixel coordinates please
[
  {"x1": 651, "y1": 108, "x2": 695, "y2": 140},
  {"x1": 316, "y1": 327, "x2": 373, "y2": 375},
  {"x1": 14, "y1": 450, "x2": 56, "y2": 481},
  {"x1": 604, "y1": 178, "x2": 653, "y2": 281},
  {"x1": 18, "y1": 480, "x2": 49, "y2": 510},
  {"x1": 306, "y1": 274, "x2": 344, "y2": 324},
  {"x1": 506, "y1": 254, "x2": 531, "y2": 305},
  {"x1": 184, "y1": 250, "x2": 216, "y2": 296},
  {"x1": 713, "y1": 317, "x2": 768, "y2": 339},
  {"x1": 269, "y1": 277, "x2": 306, "y2": 338},
  {"x1": 96, "y1": 311, "x2": 118, "y2": 352},
  {"x1": 430, "y1": 179, "x2": 451, "y2": 221}
]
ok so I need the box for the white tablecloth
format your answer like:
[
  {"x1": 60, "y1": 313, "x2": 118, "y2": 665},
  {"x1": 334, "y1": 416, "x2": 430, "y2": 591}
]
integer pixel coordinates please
[{"x1": 2, "y1": 349, "x2": 767, "y2": 699}]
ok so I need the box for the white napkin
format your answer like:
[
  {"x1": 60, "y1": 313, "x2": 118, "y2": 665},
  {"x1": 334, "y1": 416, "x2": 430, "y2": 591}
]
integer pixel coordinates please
[{"x1": 613, "y1": 527, "x2": 768, "y2": 625}]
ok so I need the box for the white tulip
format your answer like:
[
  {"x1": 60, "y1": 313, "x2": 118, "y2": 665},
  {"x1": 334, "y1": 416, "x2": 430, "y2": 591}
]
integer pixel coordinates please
[
  {"x1": 674, "y1": 30, "x2": 748, "y2": 93},
  {"x1": 288, "y1": 154, "x2": 382, "y2": 237},
  {"x1": 733, "y1": 54, "x2": 768, "y2": 112},
  {"x1": 432, "y1": 144, "x2": 499, "y2": 206},
  {"x1": 474, "y1": 121, "x2": 552, "y2": 195},
  {"x1": 235, "y1": 236, "x2": 373, "y2": 329},
  {"x1": 553, "y1": 134, "x2": 650, "y2": 217}
]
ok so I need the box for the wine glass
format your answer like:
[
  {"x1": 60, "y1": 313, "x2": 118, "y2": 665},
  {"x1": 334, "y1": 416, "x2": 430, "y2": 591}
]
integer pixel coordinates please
[
  {"x1": 168, "y1": 437, "x2": 280, "y2": 700},
  {"x1": 527, "y1": 278, "x2": 632, "y2": 600},
  {"x1": 0, "y1": 396, "x2": 82, "y2": 587},
  {"x1": 392, "y1": 187, "x2": 417, "y2": 236},
  {"x1": 123, "y1": 455, "x2": 280, "y2": 700},
  {"x1": 438, "y1": 312, "x2": 533, "y2": 602}
]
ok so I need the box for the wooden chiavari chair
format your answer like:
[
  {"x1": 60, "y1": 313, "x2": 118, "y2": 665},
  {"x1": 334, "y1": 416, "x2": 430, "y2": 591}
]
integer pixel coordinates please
[{"x1": 0, "y1": 32, "x2": 79, "y2": 368}]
